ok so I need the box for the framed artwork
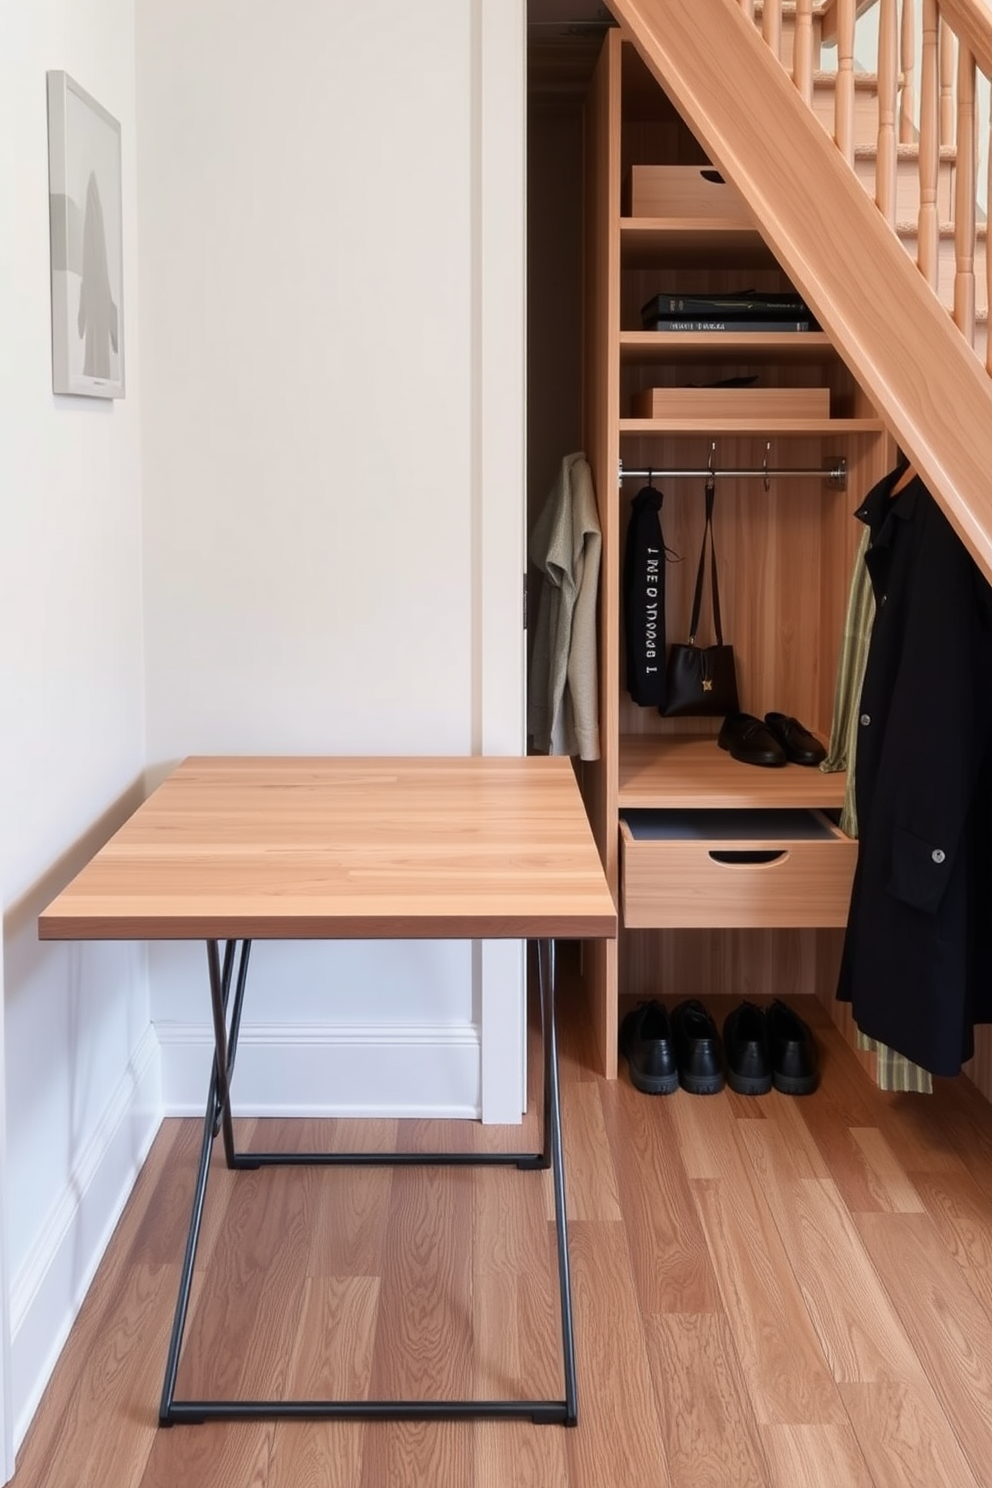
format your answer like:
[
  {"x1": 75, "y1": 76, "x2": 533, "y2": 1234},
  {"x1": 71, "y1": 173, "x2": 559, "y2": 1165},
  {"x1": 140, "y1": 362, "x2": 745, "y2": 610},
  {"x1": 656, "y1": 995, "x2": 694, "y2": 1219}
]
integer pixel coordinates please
[{"x1": 46, "y1": 70, "x2": 125, "y2": 398}]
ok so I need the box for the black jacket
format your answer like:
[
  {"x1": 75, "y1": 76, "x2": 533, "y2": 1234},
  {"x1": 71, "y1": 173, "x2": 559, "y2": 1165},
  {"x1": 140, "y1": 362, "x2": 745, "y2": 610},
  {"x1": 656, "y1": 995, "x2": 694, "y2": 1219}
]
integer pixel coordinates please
[
  {"x1": 837, "y1": 464, "x2": 992, "y2": 1074},
  {"x1": 623, "y1": 486, "x2": 667, "y2": 707}
]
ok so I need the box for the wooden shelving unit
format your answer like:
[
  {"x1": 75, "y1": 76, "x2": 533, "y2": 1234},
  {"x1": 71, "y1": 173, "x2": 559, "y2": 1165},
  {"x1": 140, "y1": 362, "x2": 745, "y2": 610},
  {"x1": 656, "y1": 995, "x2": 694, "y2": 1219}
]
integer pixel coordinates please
[
  {"x1": 578, "y1": 30, "x2": 894, "y2": 1079},
  {"x1": 620, "y1": 416, "x2": 884, "y2": 434},
  {"x1": 619, "y1": 218, "x2": 776, "y2": 268},
  {"x1": 620, "y1": 330, "x2": 836, "y2": 365},
  {"x1": 617, "y1": 734, "x2": 847, "y2": 809}
]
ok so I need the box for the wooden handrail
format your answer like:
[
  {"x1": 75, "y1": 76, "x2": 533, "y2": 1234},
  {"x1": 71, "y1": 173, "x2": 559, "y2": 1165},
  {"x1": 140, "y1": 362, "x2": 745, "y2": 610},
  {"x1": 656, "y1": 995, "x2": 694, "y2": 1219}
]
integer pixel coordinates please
[
  {"x1": 940, "y1": 0, "x2": 992, "y2": 79},
  {"x1": 608, "y1": 0, "x2": 992, "y2": 587}
]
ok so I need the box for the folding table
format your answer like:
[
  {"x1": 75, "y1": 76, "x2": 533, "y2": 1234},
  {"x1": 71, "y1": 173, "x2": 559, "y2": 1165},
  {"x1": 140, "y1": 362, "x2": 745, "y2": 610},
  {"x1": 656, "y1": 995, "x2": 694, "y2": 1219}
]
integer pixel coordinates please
[{"x1": 39, "y1": 755, "x2": 617, "y2": 1427}]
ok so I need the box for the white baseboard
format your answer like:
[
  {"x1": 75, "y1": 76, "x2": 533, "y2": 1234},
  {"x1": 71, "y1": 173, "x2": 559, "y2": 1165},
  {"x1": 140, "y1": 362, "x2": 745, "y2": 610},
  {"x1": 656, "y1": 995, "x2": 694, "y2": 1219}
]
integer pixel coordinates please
[
  {"x1": 10, "y1": 1027, "x2": 162, "y2": 1452},
  {"x1": 156, "y1": 1021, "x2": 482, "y2": 1118}
]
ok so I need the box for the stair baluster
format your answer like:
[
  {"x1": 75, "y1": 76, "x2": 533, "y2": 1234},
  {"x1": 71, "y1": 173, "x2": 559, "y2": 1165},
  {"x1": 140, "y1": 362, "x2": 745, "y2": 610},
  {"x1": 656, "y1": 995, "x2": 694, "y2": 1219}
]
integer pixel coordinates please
[
  {"x1": 763, "y1": 0, "x2": 783, "y2": 59},
  {"x1": 878, "y1": 0, "x2": 899, "y2": 222},
  {"x1": 794, "y1": 0, "x2": 815, "y2": 103},
  {"x1": 919, "y1": 0, "x2": 941, "y2": 286},
  {"x1": 940, "y1": 14, "x2": 958, "y2": 144},
  {"x1": 836, "y1": 0, "x2": 857, "y2": 159},
  {"x1": 987, "y1": 126, "x2": 991, "y2": 372},
  {"x1": 900, "y1": 0, "x2": 917, "y2": 143},
  {"x1": 954, "y1": 41, "x2": 977, "y2": 341}
]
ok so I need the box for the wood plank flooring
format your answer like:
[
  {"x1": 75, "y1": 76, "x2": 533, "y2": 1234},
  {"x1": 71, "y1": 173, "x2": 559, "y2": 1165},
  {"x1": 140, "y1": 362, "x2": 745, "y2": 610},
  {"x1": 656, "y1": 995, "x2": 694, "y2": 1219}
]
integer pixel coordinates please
[{"x1": 12, "y1": 977, "x2": 992, "y2": 1488}]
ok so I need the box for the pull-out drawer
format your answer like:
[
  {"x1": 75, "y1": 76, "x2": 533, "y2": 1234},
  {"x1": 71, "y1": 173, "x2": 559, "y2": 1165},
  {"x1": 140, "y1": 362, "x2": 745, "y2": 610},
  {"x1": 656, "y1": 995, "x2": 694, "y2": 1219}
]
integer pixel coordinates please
[{"x1": 619, "y1": 808, "x2": 857, "y2": 929}]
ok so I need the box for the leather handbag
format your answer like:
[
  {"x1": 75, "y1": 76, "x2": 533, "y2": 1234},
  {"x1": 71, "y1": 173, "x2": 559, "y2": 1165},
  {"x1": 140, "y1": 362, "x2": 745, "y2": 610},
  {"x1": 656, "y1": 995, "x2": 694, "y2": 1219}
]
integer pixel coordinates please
[{"x1": 663, "y1": 478, "x2": 740, "y2": 717}]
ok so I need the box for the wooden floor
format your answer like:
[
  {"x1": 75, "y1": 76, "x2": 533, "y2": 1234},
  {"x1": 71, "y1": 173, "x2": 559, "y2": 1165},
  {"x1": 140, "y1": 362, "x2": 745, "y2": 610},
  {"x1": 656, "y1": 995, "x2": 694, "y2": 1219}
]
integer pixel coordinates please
[{"x1": 12, "y1": 981, "x2": 992, "y2": 1488}]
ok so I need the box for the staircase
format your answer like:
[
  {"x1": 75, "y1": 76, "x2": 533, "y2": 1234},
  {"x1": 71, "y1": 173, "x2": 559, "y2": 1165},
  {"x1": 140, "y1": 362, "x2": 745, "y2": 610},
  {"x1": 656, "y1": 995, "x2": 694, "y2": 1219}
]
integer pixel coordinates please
[
  {"x1": 798, "y1": 5, "x2": 992, "y2": 344},
  {"x1": 606, "y1": 0, "x2": 992, "y2": 586},
  {"x1": 810, "y1": 72, "x2": 989, "y2": 335}
]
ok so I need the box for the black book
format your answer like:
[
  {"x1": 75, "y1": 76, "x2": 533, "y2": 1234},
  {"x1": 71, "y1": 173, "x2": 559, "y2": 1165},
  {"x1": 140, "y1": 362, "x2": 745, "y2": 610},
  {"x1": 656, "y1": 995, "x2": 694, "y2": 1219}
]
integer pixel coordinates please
[
  {"x1": 644, "y1": 317, "x2": 814, "y2": 333},
  {"x1": 641, "y1": 289, "x2": 813, "y2": 316}
]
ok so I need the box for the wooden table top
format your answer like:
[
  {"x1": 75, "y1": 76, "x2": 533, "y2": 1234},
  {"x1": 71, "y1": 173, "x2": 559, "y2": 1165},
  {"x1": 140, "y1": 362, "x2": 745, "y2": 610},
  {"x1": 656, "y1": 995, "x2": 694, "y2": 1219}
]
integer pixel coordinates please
[{"x1": 38, "y1": 756, "x2": 618, "y2": 942}]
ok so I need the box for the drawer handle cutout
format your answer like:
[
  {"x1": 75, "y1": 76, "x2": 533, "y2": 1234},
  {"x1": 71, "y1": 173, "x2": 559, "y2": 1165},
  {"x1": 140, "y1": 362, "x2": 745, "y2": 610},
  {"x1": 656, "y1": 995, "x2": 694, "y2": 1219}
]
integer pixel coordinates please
[{"x1": 707, "y1": 849, "x2": 789, "y2": 866}]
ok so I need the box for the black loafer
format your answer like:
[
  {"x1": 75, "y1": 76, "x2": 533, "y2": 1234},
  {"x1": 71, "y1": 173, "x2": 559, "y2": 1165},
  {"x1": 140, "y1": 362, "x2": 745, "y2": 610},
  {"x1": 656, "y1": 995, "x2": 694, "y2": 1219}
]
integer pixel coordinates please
[
  {"x1": 766, "y1": 999, "x2": 820, "y2": 1094},
  {"x1": 717, "y1": 712, "x2": 787, "y2": 768},
  {"x1": 619, "y1": 1000, "x2": 679, "y2": 1094},
  {"x1": 763, "y1": 712, "x2": 827, "y2": 766},
  {"x1": 671, "y1": 999, "x2": 725, "y2": 1094},
  {"x1": 723, "y1": 1001, "x2": 773, "y2": 1095}
]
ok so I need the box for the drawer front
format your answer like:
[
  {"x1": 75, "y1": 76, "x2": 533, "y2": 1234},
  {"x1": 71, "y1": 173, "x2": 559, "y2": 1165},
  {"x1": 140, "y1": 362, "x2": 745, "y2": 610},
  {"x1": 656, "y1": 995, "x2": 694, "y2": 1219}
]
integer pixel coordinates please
[{"x1": 619, "y1": 821, "x2": 857, "y2": 929}]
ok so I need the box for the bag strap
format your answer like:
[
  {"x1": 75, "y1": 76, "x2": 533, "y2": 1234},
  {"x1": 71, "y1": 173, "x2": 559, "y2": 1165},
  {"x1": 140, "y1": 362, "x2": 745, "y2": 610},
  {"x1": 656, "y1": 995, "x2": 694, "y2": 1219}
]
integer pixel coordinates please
[{"x1": 687, "y1": 478, "x2": 724, "y2": 645}]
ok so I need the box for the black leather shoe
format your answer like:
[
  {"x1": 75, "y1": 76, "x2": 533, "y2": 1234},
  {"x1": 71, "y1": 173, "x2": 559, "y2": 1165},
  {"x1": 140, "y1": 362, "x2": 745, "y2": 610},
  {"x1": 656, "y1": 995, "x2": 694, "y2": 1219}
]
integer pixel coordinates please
[
  {"x1": 763, "y1": 712, "x2": 827, "y2": 766},
  {"x1": 766, "y1": 999, "x2": 820, "y2": 1094},
  {"x1": 717, "y1": 712, "x2": 787, "y2": 768},
  {"x1": 619, "y1": 1000, "x2": 679, "y2": 1094},
  {"x1": 723, "y1": 1001, "x2": 773, "y2": 1095},
  {"x1": 670, "y1": 999, "x2": 725, "y2": 1094}
]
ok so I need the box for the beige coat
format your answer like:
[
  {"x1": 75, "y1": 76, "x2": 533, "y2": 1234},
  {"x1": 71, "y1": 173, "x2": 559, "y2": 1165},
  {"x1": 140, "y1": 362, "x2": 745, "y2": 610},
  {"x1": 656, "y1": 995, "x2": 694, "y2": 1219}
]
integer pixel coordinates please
[{"x1": 528, "y1": 453, "x2": 601, "y2": 761}]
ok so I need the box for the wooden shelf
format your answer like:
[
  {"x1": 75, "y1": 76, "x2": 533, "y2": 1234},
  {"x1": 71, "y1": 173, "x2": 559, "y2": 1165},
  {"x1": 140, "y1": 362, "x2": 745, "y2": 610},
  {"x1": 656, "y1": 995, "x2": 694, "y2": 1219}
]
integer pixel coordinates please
[
  {"x1": 618, "y1": 734, "x2": 847, "y2": 810},
  {"x1": 620, "y1": 330, "x2": 836, "y2": 364},
  {"x1": 620, "y1": 217, "x2": 775, "y2": 269},
  {"x1": 620, "y1": 416, "x2": 885, "y2": 435}
]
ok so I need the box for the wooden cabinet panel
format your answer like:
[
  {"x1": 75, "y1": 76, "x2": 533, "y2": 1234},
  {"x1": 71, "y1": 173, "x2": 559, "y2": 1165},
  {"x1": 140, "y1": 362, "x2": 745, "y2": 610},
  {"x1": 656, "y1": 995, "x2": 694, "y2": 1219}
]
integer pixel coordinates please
[{"x1": 577, "y1": 31, "x2": 893, "y2": 1076}]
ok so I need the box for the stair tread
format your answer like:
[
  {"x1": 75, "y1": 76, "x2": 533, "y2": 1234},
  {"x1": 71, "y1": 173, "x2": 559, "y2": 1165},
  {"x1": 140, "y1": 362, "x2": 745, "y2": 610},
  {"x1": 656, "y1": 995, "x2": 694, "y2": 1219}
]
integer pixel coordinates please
[
  {"x1": 854, "y1": 141, "x2": 956, "y2": 161},
  {"x1": 813, "y1": 69, "x2": 881, "y2": 89},
  {"x1": 895, "y1": 220, "x2": 989, "y2": 239},
  {"x1": 754, "y1": 1, "x2": 831, "y2": 15},
  {"x1": 945, "y1": 304, "x2": 988, "y2": 324}
]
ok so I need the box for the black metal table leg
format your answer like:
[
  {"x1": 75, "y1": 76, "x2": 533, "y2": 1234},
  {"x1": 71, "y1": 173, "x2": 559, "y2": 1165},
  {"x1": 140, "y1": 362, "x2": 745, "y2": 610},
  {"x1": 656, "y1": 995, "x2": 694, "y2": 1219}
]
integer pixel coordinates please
[{"x1": 159, "y1": 936, "x2": 578, "y2": 1427}]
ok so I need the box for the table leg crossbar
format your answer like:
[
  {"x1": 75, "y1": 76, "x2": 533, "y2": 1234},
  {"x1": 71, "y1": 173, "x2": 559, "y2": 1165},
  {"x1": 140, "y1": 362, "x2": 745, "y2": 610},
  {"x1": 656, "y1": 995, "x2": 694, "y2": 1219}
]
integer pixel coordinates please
[{"x1": 159, "y1": 937, "x2": 578, "y2": 1427}]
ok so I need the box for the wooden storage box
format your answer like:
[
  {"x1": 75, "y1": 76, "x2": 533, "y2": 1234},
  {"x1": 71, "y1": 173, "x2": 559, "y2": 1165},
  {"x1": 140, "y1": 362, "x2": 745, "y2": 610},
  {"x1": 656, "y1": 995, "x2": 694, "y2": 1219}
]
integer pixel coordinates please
[
  {"x1": 623, "y1": 164, "x2": 751, "y2": 222},
  {"x1": 619, "y1": 808, "x2": 856, "y2": 929},
  {"x1": 631, "y1": 386, "x2": 831, "y2": 419}
]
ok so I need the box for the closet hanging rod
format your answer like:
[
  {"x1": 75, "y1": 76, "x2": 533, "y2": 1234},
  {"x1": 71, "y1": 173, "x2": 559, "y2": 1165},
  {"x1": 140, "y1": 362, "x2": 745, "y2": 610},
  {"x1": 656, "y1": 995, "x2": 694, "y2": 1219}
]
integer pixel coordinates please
[{"x1": 619, "y1": 458, "x2": 847, "y2": 487}]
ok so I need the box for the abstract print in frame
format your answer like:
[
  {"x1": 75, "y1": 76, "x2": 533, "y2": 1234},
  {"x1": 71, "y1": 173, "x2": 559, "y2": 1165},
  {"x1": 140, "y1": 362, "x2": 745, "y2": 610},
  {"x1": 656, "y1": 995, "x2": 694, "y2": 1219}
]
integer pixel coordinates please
[{"x1": 46, "y1": 70, "x2": 125, "y2": 398}]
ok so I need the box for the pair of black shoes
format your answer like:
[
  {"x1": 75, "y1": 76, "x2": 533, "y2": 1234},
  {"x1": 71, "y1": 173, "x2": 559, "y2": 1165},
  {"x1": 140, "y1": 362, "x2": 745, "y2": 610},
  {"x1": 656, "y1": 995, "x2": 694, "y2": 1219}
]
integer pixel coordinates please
[
  {"x1": 723, "y1": 999, "x2": 820, "y2": 1095},
  {"x1": 620, "y1": 997, "x2": 819, "y2": 1096},
  {"x1": 718, "y1": 711, "x2": 826, "y2": 768},
  {"x1": 619, "y1": 998, "x2": 724, "y2": 1096}
]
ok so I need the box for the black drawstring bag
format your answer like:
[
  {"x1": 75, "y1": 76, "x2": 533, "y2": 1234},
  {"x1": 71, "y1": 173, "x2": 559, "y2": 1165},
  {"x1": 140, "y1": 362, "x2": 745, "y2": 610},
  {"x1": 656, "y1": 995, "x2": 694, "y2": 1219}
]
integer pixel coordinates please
[{"x1": 663, "y1": 478, "x2": 740, "y2": 717}]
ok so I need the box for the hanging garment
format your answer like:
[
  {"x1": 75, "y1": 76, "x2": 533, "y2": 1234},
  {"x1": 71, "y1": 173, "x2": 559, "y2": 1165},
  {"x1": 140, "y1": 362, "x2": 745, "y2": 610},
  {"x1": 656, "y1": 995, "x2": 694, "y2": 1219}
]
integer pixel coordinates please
[
  {"x1": 528, "y1": 453, "x2": 602, "y2": 761},
  {"x1": 623, "y1": 485, "x2": 668, "y2": 708},
  {"x1": 836, "y1": 463, "x2": 992, "y2": 1076},
  {"x1": 820, "y1": 524, "x2": 873, "y2": 838},
  {"x1": 821, "y1": 523, "x2": 932, "y2": 1092}
]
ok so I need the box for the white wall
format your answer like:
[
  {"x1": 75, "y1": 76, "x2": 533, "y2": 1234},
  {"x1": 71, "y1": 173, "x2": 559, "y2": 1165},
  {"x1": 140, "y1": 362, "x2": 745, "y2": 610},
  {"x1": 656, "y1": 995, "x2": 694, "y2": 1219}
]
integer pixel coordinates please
[
  {"x1": 0, "y1": 0, "x2": 159, "y2": 1461},
  {"x1": 0, "y1": 0, "x2": 525, "y2": 1461},
  {"x1": 135, "y1": 0, "x2": 527, "y2": 1120}
]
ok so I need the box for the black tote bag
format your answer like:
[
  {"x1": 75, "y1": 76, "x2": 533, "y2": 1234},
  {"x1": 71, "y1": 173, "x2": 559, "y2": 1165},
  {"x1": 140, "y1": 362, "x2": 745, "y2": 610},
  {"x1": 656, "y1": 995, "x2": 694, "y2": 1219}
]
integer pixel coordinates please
[{"x1": 663, "y1": 478, "x2": 740, "y2": 717}]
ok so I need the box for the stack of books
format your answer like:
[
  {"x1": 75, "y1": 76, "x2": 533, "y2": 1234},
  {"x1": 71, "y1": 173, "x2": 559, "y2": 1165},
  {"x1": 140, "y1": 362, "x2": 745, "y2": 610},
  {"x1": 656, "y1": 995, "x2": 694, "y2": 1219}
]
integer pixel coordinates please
[{"x1": 641, "y1": 290, "x2": 818, "y2": 333}]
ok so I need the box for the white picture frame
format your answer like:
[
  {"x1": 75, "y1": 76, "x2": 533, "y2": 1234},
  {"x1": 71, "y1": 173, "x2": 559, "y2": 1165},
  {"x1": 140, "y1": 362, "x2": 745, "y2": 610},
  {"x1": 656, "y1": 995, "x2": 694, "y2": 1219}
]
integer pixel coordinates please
[{"x1": 46, "y1": 70, "x2": 125, "y2": 398}]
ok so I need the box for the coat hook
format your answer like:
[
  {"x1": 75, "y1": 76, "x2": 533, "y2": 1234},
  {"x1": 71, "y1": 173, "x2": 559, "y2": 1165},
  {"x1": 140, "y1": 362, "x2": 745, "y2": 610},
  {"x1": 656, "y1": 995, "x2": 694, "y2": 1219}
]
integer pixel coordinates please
[{"x1": 763, "y1": 441, "x2": 771, "y2": 492}]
